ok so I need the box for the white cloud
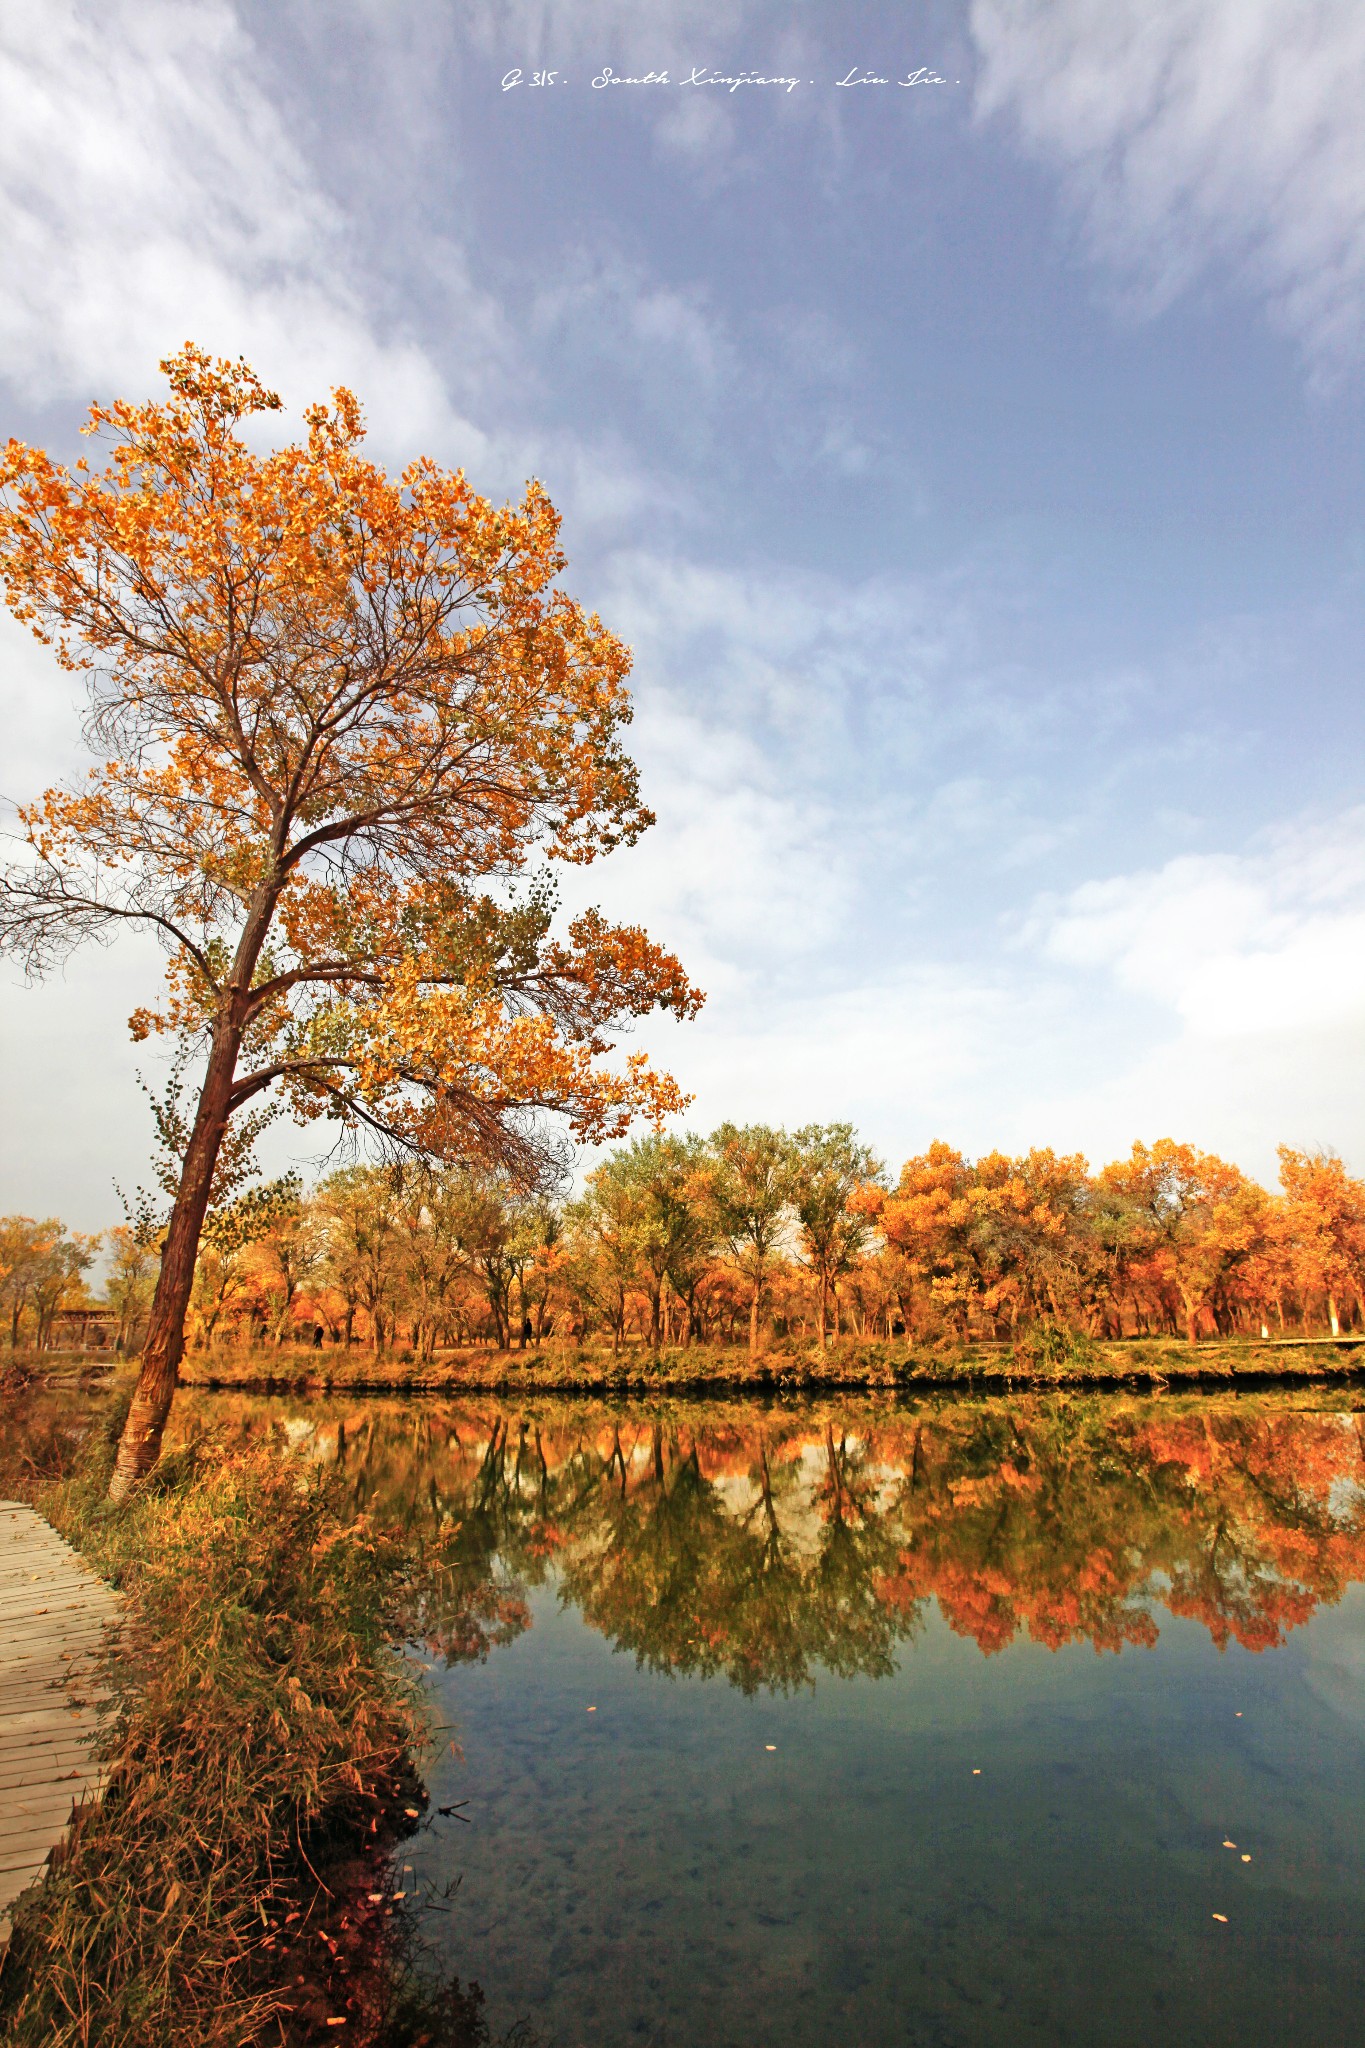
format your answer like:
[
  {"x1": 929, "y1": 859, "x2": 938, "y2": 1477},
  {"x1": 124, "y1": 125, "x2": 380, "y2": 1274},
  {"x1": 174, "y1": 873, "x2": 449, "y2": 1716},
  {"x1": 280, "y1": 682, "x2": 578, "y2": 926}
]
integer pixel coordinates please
[
  {"x1": 995, "y1": 808, "x2": 1365, "y2": 1177},
  {"x1": 971, "y1": 0, "x2": 1365, "y2": 376},
  {"x1": 631, "y1": 804, "x2": 1365, "y2": 1185},
  {"x1": 0, "y1": 1, "x2": 705, "y2": 543},
  {"x1": 1029, "y1": 808, "x2": 1365, "y2": 1037},
  {"x1": 0, "y1": 0, "x2": 505, "y2": 459},
  {"x1": 0, "y1": 613, "x2": 90, "y2": 821}
]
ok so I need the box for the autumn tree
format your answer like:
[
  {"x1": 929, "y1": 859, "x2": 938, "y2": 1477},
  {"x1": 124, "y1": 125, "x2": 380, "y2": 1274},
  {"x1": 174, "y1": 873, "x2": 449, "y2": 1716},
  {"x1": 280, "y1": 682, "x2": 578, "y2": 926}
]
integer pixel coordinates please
[
  {"x1": 187, "y1": 1176, "x2": 301, "y2": 1347},
  {"x1": 507, "y1": 1195, "x2": 562, "y2": 1348},
  {"x1": 789, "y1": 1123, "x2": 883, "y2": 1345},
  {"x1": 704, "y1": 1123, "x2": 796, "y2": 1358},
  {"x1": 1277, "y1": 1146, "x2": 1365, "y2": 1336},
  {"x1": 450, "y1": 1173, "x2": 523, "y2": 1350},
  {"x1": 965, "y1": 1148, "x2": 1100, "y2": 1337},
  {"x1": 867, "y1": 1143, "x2": 976, "y2": 1339},
  {"x1": 390, "y1": 1164, "x2": 475, "y2": 1361},
  {"x1": 0, "y1": 1216, "x2": 97, "y2": 1350},
  {"x1": 30, "y1": 1229, "x2": 96, "y2": 1350},
  {"x1": 0, "y1": 347, "x2": 701, "y2": 1495},
  {"x1": 1098, "y1": 1139, "x2": 1268, "y2": 1343},
  {"x1": 317, "y1": 1166, "x2": 401, "y2": 1353},
  {"x1": 566, "y1": 1163, "x2": 650, "y2": 1354},
  {"x1": 587, "y1": 1133, "x2": 710, "y2": 1355},
  {"x1": 246, "y1": 1199, "x2": 325, "y2": 1345},
  {"x1": 103, "y1": 1224, "x2": 159, "y2": 1354},
  {"x1": 0, "y1": 1216, "x2": 64, "y2": 1348}
]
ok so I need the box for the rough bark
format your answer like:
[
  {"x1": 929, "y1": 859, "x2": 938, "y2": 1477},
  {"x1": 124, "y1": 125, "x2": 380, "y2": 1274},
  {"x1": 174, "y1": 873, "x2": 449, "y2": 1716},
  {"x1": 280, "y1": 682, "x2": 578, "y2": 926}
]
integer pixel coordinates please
[
  {"x1": 109, "y1": 875, "x2": 277, "y2": 1501},
  {"x1": 108, "y1": 1015, "x2": 241, "y2": 1500}
]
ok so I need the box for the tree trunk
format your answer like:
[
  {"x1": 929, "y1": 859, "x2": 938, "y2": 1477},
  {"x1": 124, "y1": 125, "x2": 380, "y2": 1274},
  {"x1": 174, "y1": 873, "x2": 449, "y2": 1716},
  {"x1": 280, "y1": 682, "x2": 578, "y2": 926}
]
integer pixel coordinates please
[{"x1": 109, "y1": 1017, "x2": 241, "y2": 1501}]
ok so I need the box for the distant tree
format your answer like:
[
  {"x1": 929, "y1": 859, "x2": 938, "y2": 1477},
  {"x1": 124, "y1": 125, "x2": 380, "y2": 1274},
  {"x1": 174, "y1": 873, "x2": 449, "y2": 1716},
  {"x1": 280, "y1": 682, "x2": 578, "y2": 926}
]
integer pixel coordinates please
[
  {"x1": 247, "y1": 1200, "x2": 325, "y2": 1346},
  {"x1": 0, "y1": 1216, "x2": 63, "y2": 1348},
  {"x1": 391, "y1": 1165, "x2": 473, "y2": 1361},
  {"x1": 0, "y1": 346, "x2": 700, "y2": 1495},
  {"x1": 318, "y1": 1167, "x2": 401, "y2": 1353},
  {"x1": 566, "y1": 1166, "x2": 648, "y2": 1355},
  {"x1": 1277, "y1": 1147, "x2": 1365, "y2": 1337},
  {"x1": 0, "y1": 1216, "x2": 97, "y2": 1350},
  {"x1": 509, "y1": 1196, "x2": 563, "y2": 1349},
  {"x1": 103, "y1": 1224, "x2": 159, "y2": 1354},
  {"x1": 32, "y1": 1229, "x2": 97, "y2": 1350},
  {"x1": 1099, "y1": 1139, "x2": 1269, "y2": 1344},
  {"x1": 865, "y1": 1143, "x2": 975, "y2": 1340},
  {"x1": 586, "y1": 1134, "x2": 710, "y2": 1356},
  {"x1": 452, "y1": 1173, "x2": 522, "y2": 1350},
  {"x1": 704, "y1": 1124, "x2": 796, "y2": 1359},
  {"x1": 789, "y1": 1123, "x2": 883, "y2": 1345}
]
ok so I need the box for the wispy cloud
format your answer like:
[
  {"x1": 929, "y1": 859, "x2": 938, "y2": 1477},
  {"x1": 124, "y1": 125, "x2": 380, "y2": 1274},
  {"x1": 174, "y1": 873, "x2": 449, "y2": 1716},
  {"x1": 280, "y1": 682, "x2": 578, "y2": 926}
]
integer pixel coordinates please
[
  {"x1": 971, "y1": 0, "x2": 1365, "y2": 378},
  {"x1": 0, "y1": 0, "x2": 502, "y2": 455}
]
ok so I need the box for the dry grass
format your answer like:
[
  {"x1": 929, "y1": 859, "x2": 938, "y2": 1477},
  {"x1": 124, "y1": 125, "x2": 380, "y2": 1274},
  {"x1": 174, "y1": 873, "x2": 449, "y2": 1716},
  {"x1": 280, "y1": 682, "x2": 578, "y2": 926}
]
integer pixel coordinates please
[
  {"x1": 173, "y1": 1332, "x2": 1365, "y2": 1397},
  {"x1": 0, "y1": 1408, "x2": 433, "y2": 2045}
]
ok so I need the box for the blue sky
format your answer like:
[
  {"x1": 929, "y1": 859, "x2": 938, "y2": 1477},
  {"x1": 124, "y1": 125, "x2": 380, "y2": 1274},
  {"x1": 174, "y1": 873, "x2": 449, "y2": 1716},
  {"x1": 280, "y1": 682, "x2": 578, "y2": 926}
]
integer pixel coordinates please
[{"x1": 3, "y1": 0, "x2": 1365, "y2": 1226}]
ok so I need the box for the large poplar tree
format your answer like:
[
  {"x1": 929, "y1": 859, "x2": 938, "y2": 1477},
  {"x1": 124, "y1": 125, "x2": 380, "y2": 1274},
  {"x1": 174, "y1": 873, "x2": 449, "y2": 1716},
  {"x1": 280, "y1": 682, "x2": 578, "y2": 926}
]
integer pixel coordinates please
[{"x1": 0, "y1": 346, "x2": 701, "y2": 1495}]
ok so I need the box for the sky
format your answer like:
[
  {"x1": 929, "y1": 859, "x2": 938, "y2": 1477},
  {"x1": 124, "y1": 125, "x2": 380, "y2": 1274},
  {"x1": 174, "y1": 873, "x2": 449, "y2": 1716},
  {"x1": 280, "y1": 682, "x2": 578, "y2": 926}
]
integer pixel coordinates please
[{"x1": 2, "y1": 0, "x2": 1365, "y2": 1228}]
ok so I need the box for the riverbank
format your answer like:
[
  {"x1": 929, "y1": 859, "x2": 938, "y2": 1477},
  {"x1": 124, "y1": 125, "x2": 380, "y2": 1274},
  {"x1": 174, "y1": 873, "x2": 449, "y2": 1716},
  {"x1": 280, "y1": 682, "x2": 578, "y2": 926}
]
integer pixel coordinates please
[
  {"x1": 172, "y1": 1333, "x2": 1365, "y2": 1398},
  {"x1": 0, "y1": 1401, "x2": 497, "y2": 2047}
]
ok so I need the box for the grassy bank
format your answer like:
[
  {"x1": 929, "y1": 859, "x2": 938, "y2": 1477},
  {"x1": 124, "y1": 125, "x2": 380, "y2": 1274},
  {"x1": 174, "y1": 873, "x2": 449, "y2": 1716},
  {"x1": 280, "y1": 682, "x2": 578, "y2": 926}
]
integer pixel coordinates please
[
  {"x1": 0, "y1": 1403, "x2": 507, "y2": 2047},
  {"x1": 175, "y1": 1333, "x2": 1365, "y2": 1398}
]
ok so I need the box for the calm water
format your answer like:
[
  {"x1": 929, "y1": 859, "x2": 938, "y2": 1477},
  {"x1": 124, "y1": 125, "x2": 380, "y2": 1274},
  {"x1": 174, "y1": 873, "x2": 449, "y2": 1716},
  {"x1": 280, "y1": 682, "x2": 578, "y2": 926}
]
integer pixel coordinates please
[{"x1": 188, "y1": 1389, "x2": 1365, "y2": 2047}]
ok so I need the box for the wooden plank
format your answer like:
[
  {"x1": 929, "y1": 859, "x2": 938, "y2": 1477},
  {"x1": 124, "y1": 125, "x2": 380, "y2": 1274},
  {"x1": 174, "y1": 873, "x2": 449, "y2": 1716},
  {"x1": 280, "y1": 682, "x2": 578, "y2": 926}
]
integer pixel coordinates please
[
  {"x1": 0, "y1": 1640, "x2": 107, "y2": 1668},
  {"x1": 0, "y1": 1506, "x2": 119, "y2": 1950},
  {"x1": 0, "y1": 1765, "x2": 95, "y2": 1797}
]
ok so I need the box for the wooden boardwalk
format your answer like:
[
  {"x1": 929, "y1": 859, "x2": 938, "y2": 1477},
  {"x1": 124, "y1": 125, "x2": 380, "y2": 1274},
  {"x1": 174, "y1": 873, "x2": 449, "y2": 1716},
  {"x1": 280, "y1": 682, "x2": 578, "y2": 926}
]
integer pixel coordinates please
[{"x1": 0, "y1": 1502, "x2": 120, "y2": 1951}]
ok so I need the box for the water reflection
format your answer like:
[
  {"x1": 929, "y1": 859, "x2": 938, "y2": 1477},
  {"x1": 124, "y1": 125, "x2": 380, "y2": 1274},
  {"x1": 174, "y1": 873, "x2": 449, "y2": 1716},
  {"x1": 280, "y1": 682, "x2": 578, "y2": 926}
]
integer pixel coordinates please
[{"x1": 187, "y1": 1393, "x2": 1365, "y2": 1681}]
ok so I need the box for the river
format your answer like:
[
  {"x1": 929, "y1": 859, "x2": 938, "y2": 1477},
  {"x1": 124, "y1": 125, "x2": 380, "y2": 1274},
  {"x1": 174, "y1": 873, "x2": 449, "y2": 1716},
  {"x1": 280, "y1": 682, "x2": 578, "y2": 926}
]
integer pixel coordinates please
[{"x1": 172, "y1": 1385, "x2": 1365, "y2": 2047}]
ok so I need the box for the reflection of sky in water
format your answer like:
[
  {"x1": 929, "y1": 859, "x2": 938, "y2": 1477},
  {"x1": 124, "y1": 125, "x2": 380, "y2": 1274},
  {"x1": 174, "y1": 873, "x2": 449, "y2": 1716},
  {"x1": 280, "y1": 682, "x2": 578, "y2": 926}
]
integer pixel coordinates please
[{"x1": 181, "y1": 1388, "x2": 1365, "y2": 2042}]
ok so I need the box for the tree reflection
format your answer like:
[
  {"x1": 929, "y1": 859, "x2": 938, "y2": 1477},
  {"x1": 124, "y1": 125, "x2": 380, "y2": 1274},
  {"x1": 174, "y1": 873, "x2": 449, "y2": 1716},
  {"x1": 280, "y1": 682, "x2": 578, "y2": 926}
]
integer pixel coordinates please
[{"x1": 187, "y1": 1391, "x2": 1365, "y2": 1689}]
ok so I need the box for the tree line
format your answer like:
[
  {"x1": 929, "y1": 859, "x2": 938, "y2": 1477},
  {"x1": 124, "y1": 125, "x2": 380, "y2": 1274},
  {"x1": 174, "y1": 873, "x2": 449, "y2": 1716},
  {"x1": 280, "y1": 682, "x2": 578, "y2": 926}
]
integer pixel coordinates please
[{"x1": 7, "y1": 1127, "x2": 1365, "y2": 1358}]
